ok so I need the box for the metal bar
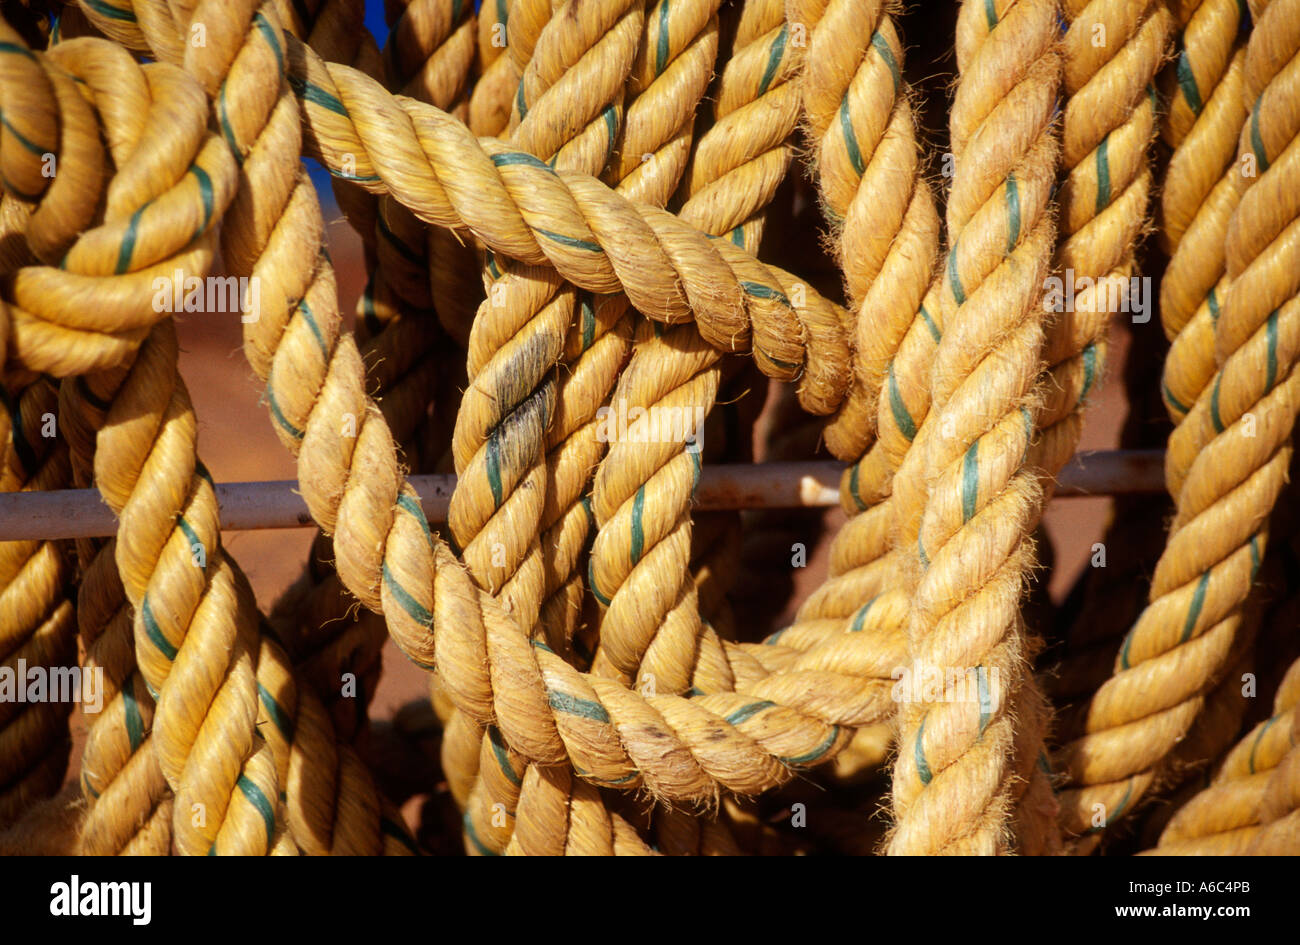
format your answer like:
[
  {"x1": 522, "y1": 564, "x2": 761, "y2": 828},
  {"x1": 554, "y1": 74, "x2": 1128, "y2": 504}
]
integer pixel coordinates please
[{"x1": 0, "y1": 450, "x2": 1165, "y2": 542}]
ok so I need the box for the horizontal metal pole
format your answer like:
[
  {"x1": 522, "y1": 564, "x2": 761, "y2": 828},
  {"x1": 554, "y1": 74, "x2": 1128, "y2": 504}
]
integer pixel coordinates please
[{"x1": 0, "y1": 450, "x2": 1164, "y2": 542}]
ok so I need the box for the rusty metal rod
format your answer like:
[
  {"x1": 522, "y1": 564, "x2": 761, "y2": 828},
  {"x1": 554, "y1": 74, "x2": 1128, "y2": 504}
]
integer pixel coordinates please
[{"x1": 0, "y1": 450, "x2": 1164, "y2": 542}]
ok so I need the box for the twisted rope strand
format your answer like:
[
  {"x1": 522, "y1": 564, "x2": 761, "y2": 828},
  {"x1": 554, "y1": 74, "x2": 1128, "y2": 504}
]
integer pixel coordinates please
[
  {"x1": 453, "y1": 0, "x2": 648, "y2": 855},
  {"x1": 1152, "y1": 655, "x2": 1300, "y2": 853},
  {"x1": 888, "y1": 0, "x2": 1062, "y2": 856},
  {"x1": 1046, "y1": 0, "x2": 1251, "y2": 814},
  {"x1": 61, "y1": 1, "x2": 874, "y2": 806},
  {"x1": 1055, "y1": 0, "x2": 1300, "y2": 839},
  {"x1": 288, "y1": 39, "x2": 853, "y2": 409},
  {"x1": 1013, "y1": 0, "x2": 1174, "y2": 857},
  {"x1": 0, "y1": 377, "x2": 76, "y2": 827},
  {"x1": 460, "y1": 0, "x2": 742, "y2": 854},
  {"x1": 764, "y1": 1, "x2": 942, "y2": 805}
]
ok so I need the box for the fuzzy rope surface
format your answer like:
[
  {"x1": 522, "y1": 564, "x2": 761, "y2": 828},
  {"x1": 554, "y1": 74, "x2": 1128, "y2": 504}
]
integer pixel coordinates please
[
  {"x1": 1054, "y1": 0, "x2": 1300, "y2": 839},
  {"x1": 888, "y1": 0, "x2": 1062, "y2": 856}
]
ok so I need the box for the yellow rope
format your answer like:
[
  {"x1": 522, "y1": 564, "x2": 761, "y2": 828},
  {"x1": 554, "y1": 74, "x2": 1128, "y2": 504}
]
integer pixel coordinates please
[
  {"x1": 4, "y1": 0, "x2": 1300, "y2": 857},
  {"x1": 888, "y1": 0, "x2": 1061, "y2": 856},
  {"x1": 1055, "y1": 0, "x2": 1300, "y2": 841},
  {"x1": 0, "y1": 377, "x2": 76, "y2": 827}
]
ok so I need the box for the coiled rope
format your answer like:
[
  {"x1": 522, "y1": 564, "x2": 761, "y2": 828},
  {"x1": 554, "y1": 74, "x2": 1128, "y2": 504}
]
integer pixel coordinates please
[
  {"x1": 2, "y1": 0, "x2": 1299, "y2": 857},
  {"x1": 1055, "y1": 0, "x2": 1300, "y2": 842},
  {"x1": 888, "y1": 0, "x2": 1061, "y2": 856}
]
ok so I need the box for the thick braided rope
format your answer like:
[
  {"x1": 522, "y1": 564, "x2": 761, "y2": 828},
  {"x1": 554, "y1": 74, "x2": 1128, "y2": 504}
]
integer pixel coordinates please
[
  {"x1": 588, "y1": 0, "x2": 792, "y2": 699},
  {"x1": 1048, "y1": 319, "x2": 1170, "y2": 721},
  {"x1": 1151, "y1": 655, "x2": 1300, "y2": 854},
  {"x1": 460, "y1": 16, "x2": 819, "y2": 844},
  {"x1": 115, "y1": 0, "x2": 425, "y2": 853},
  {"x1": 507, "y1": 0, "x2": 643, "y2": 163},
  {"x1": 769, "y1": 281, "x2": 944, "y2": 746},
  {"x1": 788, "y1": 0, "x2": 941, "y2": 462},
  {"x1": 767, "y1": 0, "x2": 940, "y2": 783},
  {"x1": 1077, "y1": 467, "x2": 1293, "y2": 853},
  {"x1": 0, "y1": 47, "x2": 175, "y2": 850},
  {"x1": 1157, "y1": 0, "x2": 1252, "y2": 487},
  {"x1": 375, "y1": 0, "x2": 478, "y2": 345},
  {"x1": 1138, "y1": 477, "x2": 1300, "y2": 855},
  {"x1": 89, "y1": 5, "x2": 894, "y2": 826},
  {"x1": 288, "y1": 37, "x2": 854, "y2": 410},
  {"x1": 0, "y1": 68, "x2": 78, "y2": 825},
  {"x1": 452, "y1": 0, "x2": 643, "y2": 852},
  {"x1": 1246, "y1": 759, "x2": 1300, "y2": 852},
  {"x1": 0, "y1": 377, "x2": 76, "y2": 826},
  {"x1": 63, "y1": 318, "x2": 285, "y2": 856},
  {"x1": 246, "y1": 575, "x2": 417, "y2": 855},
  {"x1": 742, "y1": 1, "x2": 935, "y2": 805},
  {"x1": 1029, "y1": 0, "x2": 1171, "y2": 480},
  {"x1": 449, "y1": 0, "x2": 642, "y2": 655},
  {"x1": 1158, "y1": 0, "x2": 1251, "y2": 428},
  {"x1": 67, "y1": 313, "x2": 404, "y2": 856},
  {"x1": 1135, "y1": 587, "x2": 1262, "y2": 849},
  {"x1": 0, "y1": 18, "x2": 57, "y2": 207},
  {"x1": 71, "y1": 535, "x2": 173, "y2": 854},
  {"x1": 452, "y1": 0, "x2": 648, "y2": 855},
  {"x1": 573, "y1": 2, "x2": 816, "y2": 852},
  {"x1": 277, "y1": 0, "x2": 480, "y2": 739},
  {"x1": 459, "y1": 0, "x2": 732, "y2": 854},
  {"x1": 35, "y1": 10, "x2": 376, "y2": 856},
  {"x1": 1055, "y1": 0, "x2": 1300, "y2": 838},
  {"x1": 470, "y1": 0, "x2": 516, "y2": 137},
  {"x1": 283, "y1": 1, "x2": 389, "y2": 265},
  {"x1": 0, "y1": 31, "x2": 276, "y2": 853},
  {"x1": 98, "y1": 4, "x2": 876, "y2": 804},
  {"x1": 2, "y1": 0, "x2": 967, "y2": 852},
  {"x1": 394, "y1": 0, "x2": 484, "y2": 354},
  {"x1": 887, "y1": 0, "x2": 1062, "y2": 856},
  {"x1": 459, "y1": 722, "x2": 658, "y2": 856},
  {"x1": 1012, "y1": 0, "x2": 1174, "y2": 857},
  {"x1": 0, "y1": 32, "x2": 237, "y2": 377},
  {"x1": 1246, "y1": 697, "x2": 1300, "y2": 853},
  {"x1": 580, "y1": 1, "x2": 758, "y2": 671}
]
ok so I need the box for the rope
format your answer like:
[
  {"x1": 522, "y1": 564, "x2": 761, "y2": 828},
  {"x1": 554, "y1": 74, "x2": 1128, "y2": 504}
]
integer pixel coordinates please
[
  {"x1": 12, "y1": 1, "x2": 415, "y2": 856},
  {"x1": 0, "y1": 43, "x2": 76, "y2": 818},
  {"x1": 888, "y1": 0, "x2": 1062, "y2": 856},
  {"x1": 0, "y1": 45, "x2": 181, "y2": 849},
  {"x1": 48, "y1": 0, "x2": 873, "y2": 826},
  {"x1": 1010, "y1": 0, "x2": 1174, "y2": 857},
  {"x1": 5, "y1": 0, "x2": 1297, "y2": 858},
  {"x1": 1246, "y1": 697, "x2": 1300, "y2": 853},
  {"x1": 289, "y1": 40, "x2": 853, "y2": 404},
  {"x1": 276, "y1": 0, "x2": 479, "y2": 744},
  {"x1": 767, "y1": 0, "x2": 941, "y2": 800},
  {"x1": 453, "y1": 0, "x2": 648, "y2": 855},
  {"x1": 0, "y1": 376, "x2": 76, "y2": 826},
  {"x1": 1152, "y1": 655, "x2": 1300, "y2": 854},
  {"x1": 1045, "y1": 0, "x2": 1246, "y2": 782},
  {"x1": 1030, "y1": 0, "x2": 1171, "y2": 480},
  {"x1": 588, "y1": 0, "x2": 781, "y2": 694},
  {"x1": 0, "y1": 30, "x2": 279, "y2": 854},
  {"x1": 469, "y1": 0, "x2": 516, "y2": 137},
  {"x1": 196, "y1": 26, "x2": 879, "y2": 805},
  {"x1": 1158, "y1": 0, "x2": 1250, "y2": 428},
  {"x1": 459, "y1": 0, "x2": 737, "y2": 854},
  {"x1": 1054, "y1": 0, "x2": 1300, "y2": 840},
  {"x1": 72, "y1": 536, "x2": 173, "y2": 853}
]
